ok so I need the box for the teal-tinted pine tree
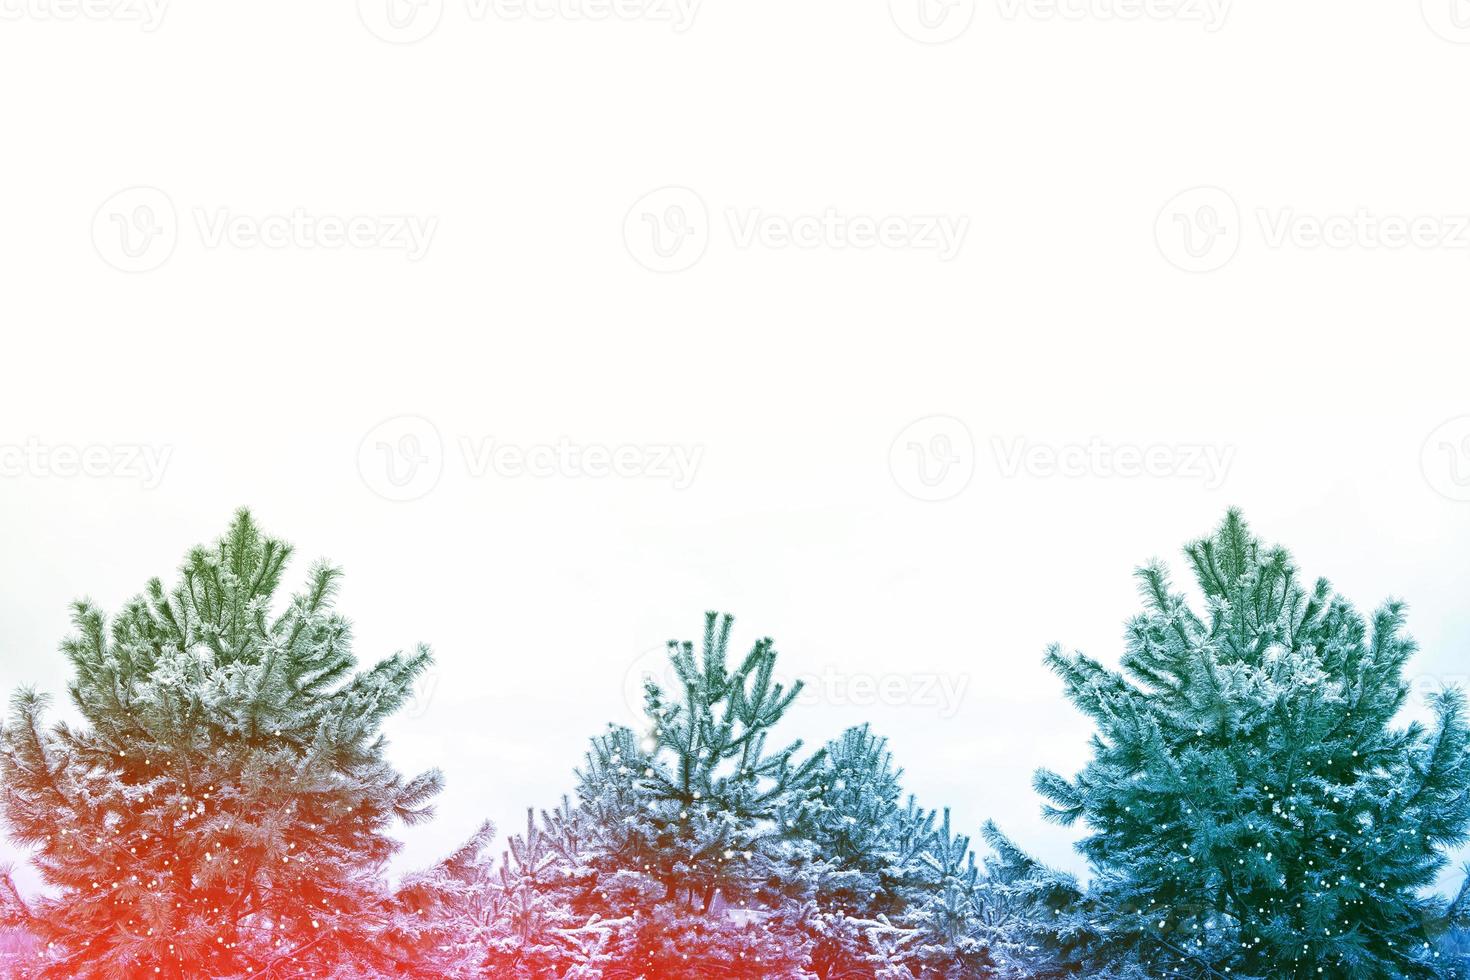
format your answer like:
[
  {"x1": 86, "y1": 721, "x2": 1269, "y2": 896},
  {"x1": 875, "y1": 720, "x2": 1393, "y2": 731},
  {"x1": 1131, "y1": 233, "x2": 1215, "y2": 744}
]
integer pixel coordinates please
[
  {"x1": 793, "y1": 726, "x2": 1071, "y2": 979},
  {"x1": 580, "y1": 612, "x2": 826, "y2": 977},
  {"x1": 792, "y1": 725, "x2": 1003, "y2": 978},
  {"x1": 792, "y1": 724, "x2": 922, "y2": 977},
  {"x1": 976, "y1": 822, "x2": 1129, "y2": 978},
  {"x1": 903, "y1": 809, "x2": 990, "y2": 976},
  {"x1": 0, "y1": 511, "x2": 443, "y2": 979},
  {"x1": 454, "y1": 613, "x2": 828, "y2": 978},
  {"x1": 1034, "y1": 511, "x2": 1470, "y2": 979}
]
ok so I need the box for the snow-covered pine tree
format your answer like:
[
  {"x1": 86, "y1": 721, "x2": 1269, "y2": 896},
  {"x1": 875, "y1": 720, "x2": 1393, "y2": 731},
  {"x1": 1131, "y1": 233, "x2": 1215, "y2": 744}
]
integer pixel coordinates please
[
  {"x1": 515, "y1": 612, "x2": 826, "y2": 978},
  {"x1": 903, "y1": 809, "x2": 992, "y2": 976},
  {"x1": 1033, "y1": 510, "x2": 1470, "y2": 979},
  {"x1": 481, "y1": 807, "x2": 611, "y2": 977},
  {"x1": 794, "y1": 724, "x2": 916, "y2": 977},
  {"x1": 392, "y1": 821, "x2": 498, "y2": 977},
  {"x1": 0, "y1": 870, "x2": 38, "y2": 978},
  {"x1": 1437, "y1": 876, "x2": 1470, "y2": 973},
  {"x1": 0, "y1": 511, "x2": 444, "y2": 979},
  {"x1": 421, "y1": 737, "x2": 643, "y2": 978},
  {"x1": 790, "y1": 725, "x2": 1026, "y2": 979},
  {"x1": 976, "y1": 822, "x2": 1128, "y2": 979}
]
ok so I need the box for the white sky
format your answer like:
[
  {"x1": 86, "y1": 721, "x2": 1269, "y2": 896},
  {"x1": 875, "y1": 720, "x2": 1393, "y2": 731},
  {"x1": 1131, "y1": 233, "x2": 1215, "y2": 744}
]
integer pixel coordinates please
[{"x1": 3, "y1": 0, "x2": 1469, "y2": 901}]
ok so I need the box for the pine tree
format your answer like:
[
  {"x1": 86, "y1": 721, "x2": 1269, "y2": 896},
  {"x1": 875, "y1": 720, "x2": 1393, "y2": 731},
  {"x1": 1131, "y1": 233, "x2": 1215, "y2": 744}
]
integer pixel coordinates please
[
  {"x1": 904, "y1": 809, "x2": 991, "y2": 976},
  {"x1": 976, "y1": 822, "x2": 1127, "y2": 979},
  {"x1": 593, "y1": 612, "x2": 826, "y2": 977},
  {"x1": 476, "y1": 613, "x2": 826, "y2": 978},
  {"x1": 411, "y1": 611, "x2": 1048, "y2": 979},
  {"x1": 482, "y1": 807, "x2": 612, "y2": 977},
  {"x1": 790, "y1": 726, "x2": 1023, "y2": 979},
  {"x1": 0, "y1": 511, "x2": 444, "y2": 978},
  {"x1": 794, "y1": 724, "x2": 915, "y2": 978},
  {"x1": 1033, "y1": 510, "x2": 1470, "y2": 979},
  {"x1": 1438, "y1": 876, "x2": 1470, "y2": 972},
  {"x1": 0, "y1": 869, "x2": 39, "y2": 978},
  {"x1": 392, "y1": 821, "x2": 498, "y2": 977}
]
